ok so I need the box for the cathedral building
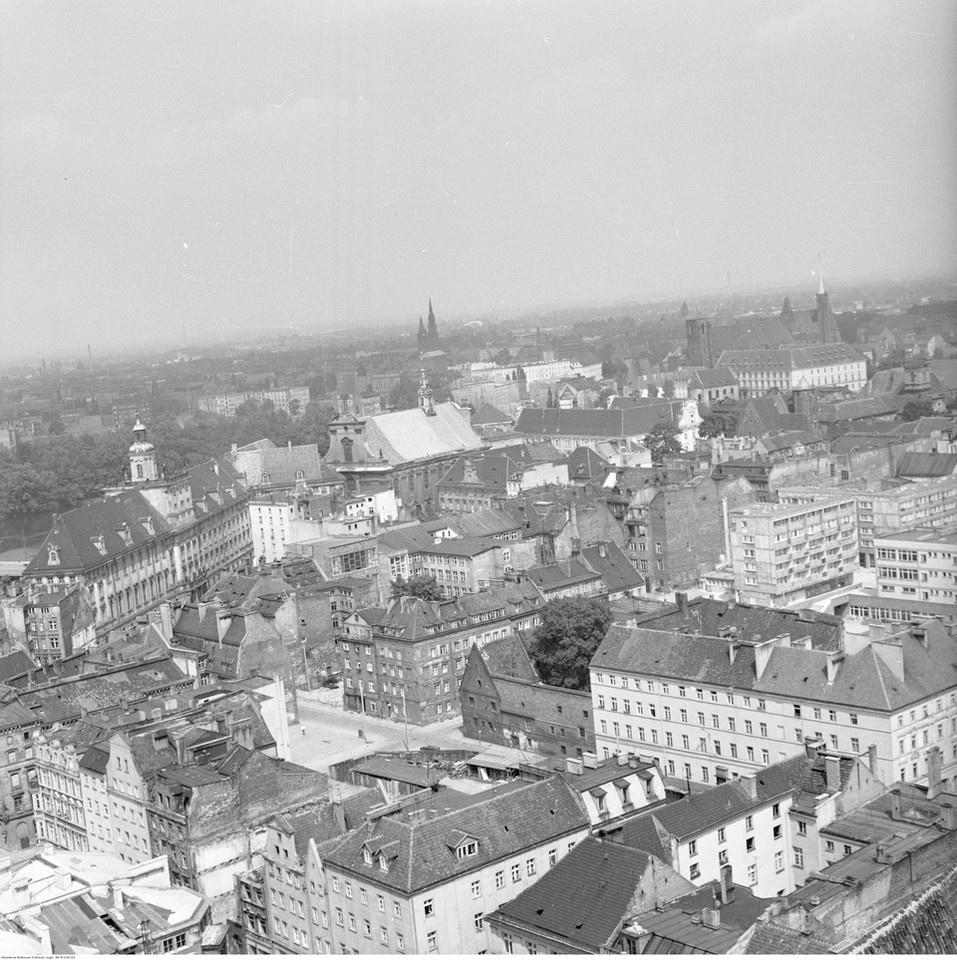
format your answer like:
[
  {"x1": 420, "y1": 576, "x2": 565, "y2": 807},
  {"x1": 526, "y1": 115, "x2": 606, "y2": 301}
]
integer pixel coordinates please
[
  {"x1": 416, "y1": 298, "x2": 440, "y2": 350},
  {"x1": 325, "y1": 372, "x2": 484, "y2": 516},
  {"x1": 780, "y1": 270, "x2": 841, "y2": 344}
]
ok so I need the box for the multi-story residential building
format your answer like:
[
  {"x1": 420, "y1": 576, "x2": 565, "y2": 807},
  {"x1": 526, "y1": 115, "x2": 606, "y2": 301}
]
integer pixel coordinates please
[
  {"x1": 460, "y1": 634, "x2": 596, "y2": 758},
  {"x1": 146, "y1": 742, "x2": 328, "y2": 896},
  {"x1": 436, "y1": 449, "x2": 568, "y2": 514},
  {"x1": 21, "y1": 423, "x2": 253, "y2": 635},
  {"x1": 778, "y1": 475, "x2": 957, "y2": 567},
  {"x1": 728, "y1": 496, "x2": 859, "y2": 607},
  {"x1": 250, "y1": 494, "x2": 303, "y2": 563},
  {"x1": 486, "y1": 836, "x2": 696, "y2": 956},
  {"x1": 340, "y1": 588, "x2": 543, "y2": 725},
  {"x1": 1, "y1": 586, "x2": 96, "y2": 666},
  {"x1": 623, "y1": 476, "x2": 730, "y2": 591},
  {"x1": 316, "y1": 776, "x2": 591, "y2": 955},
  {"x1": 590, "y1": 618, "x2": 957, "y2": 792},
  {"x1": 197, "y1": 386, "x2": 311, "y2": 417},
  {"x1": 0, "y1": 847, "x2": 210, "y2": 955},
  {"x1": 715, "y1": 343, "x2": 867, "y2": 397},
  {"x1": 32, "y1": 721, "x2": 109, "y2": 852},
  {"x1": 873, "y1": 528, "x2": 957, "y2": 605}
]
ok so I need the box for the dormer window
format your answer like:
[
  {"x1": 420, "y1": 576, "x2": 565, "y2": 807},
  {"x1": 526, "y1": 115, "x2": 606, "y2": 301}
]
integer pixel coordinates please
[
  {"x1": 262, "y1": 473, "x2": 270, "y2": 484},
  {"x1": 91, "y1": 535, "x2": 107, "y2": 556},
  {"x1": 140, "y1": 517, "x2": 155, "y2": 536},
  {"x1": 456, "y1": 840, "x2": 478, "y2": 860},
  {"x1": 47, "y1": 546, "x2": 60, "y2": 566},
  {"x1": 295, "y1": 470, "x2": 305, "y2": 480},
  {"x1": 378, "y1": 854, "x2": 388, "y2": 872},
  {"x1": 363, "y1": 848, "x2": 373, "y2": 865}
]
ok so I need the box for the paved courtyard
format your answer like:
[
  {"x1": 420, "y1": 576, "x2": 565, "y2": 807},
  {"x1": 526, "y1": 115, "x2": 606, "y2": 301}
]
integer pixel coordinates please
[{"x1": 288, "y1": 697, "x2": 486, "y2": 773}]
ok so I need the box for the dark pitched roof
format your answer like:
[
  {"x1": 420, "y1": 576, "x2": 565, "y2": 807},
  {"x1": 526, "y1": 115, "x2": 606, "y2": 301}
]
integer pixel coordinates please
[
  {"x1": 321, "y1": 776, "x2": 588, "y2": 894},
  {"x1": 593, "y1": 619, "x2": 957, "y2": 712},
  {"x1": 24, "y1": 491, "x2": 174, "y2": 574},
  {"x1": 480, "y1": 633, "x2": 540, "y2": 683},
  {"x1": 580, "y1": 543, "x2": 644, "y2": 594},
  {"x1": 490, "y1": 837, "x2": 672, "y2": 951},
  {"x1": 636, "y1": 597, "x2": 843, "y2": 652},
  {"x1": 896, "y1": 451, "x2": 957, "y2": 477},
  {"x1": 514, "y1": 404, "x2": 677, "y2": 439},
  {"x1": 471, "y1": 403, "x2": 512, "y2": 426},
  {"x1": 0, "y1": 651, "x2": 37, "y2": 683}
]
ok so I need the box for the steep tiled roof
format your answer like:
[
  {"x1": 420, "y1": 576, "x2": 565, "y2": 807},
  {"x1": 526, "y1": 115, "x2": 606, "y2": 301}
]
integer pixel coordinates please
[
  {"x1": 480, "y1": 634, "x2": 540, "y2": 683},
  {"x1": 593, "y1": 620, "x2": 957, "y2": 712},
  {"x1": 321, "y1": 777, "x2": 588, "y2": 894},
  {"x1": 709, "y1": 318, "x2": 794, "y2": 353},
  {"x1": 566, "y1": 446, "x2": 612, "y2": 482},
  {"x1": 850, "y1": 862, "x2": 957, "y2": 954},
  {"x1": 643, "y1": 755, "x2": 806, "y2": 840},
  {"x1": 0, "y1": 651, "x2": 37, "y2": 683},
  {"x1": 25, "y1": 491, "x2": 174, "y2": 575},
  {"x1": 580, "y1": 543, "x2": 643, "y2": 594},
  {"x1": 527, "y1": 558, "x2": 601, "y2": 591},
  {"x1": 490, "y1": 837, "x2": 677, "y2": 951},
  {"x1": 471, "y1": 403, "x2": 511, "y2": 426},
  {"x1": 515, "y1": 404, "x2": 677, "y2": 439},
  {"x1": 636, "y1": 597, "x2": 843, "y2": 652},
  {"x1": 364, "y1": 402, "x2": 483, "y2": 463},
  {"x1": 628, "y1": 883, "x2": 773, "y2": 954},
  {"x1": 896, "y1": 451, "x2": 957, "y2": 477}
]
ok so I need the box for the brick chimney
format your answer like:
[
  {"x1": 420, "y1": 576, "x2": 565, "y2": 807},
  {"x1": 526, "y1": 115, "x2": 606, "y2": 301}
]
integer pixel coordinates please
[
  {"x1": 719, "y1": 864, "x2": 735, "y2": 904},
  {"x1": 889, "y1": 789, "x2": 902, "y2": 821}
]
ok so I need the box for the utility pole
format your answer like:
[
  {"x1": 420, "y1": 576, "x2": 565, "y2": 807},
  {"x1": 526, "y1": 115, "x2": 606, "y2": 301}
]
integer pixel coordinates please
[{"x1": 300, "y1": 635, "x2": 311, "y2": 693}]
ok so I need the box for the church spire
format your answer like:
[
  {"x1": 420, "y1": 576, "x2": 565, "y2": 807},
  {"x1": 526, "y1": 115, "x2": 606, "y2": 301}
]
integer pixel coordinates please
[
  {"x1": 426, "y1": 298, "x2": 438, "y2": 342},
  {"x1": 817, "y1": 254, "x2": 825, "y2": 296}
]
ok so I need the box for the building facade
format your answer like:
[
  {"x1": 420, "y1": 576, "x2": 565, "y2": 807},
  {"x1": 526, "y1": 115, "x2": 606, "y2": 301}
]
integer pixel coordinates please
[{"x1": 728, "y1": 496, "x2": 859, "y2": 606}]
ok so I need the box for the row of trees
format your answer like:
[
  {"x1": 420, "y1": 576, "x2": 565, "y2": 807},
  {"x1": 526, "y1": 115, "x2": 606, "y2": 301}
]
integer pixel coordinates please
[{"x1": 0, "y1": 400, "x2": 337, "y2": 521}]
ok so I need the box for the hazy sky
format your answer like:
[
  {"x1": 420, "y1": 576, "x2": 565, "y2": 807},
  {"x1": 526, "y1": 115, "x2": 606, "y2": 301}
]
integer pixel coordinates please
[{"x1": 2, "y1": 1, "x2": 955, "y2": 353}]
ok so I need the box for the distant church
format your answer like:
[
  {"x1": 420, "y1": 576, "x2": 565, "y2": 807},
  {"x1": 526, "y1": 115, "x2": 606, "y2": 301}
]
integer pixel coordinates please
[
  {"x1": 417, "y1": 299, "x2": 440, "y2": 350},
  {"x1": 779, "y1": 270, "x2": 841, "y2": 345}
]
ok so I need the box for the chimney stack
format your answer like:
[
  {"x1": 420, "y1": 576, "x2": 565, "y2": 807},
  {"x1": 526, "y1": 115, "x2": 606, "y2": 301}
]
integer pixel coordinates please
[
  {"x1": 582, "y1": 752, "x2": 599, "y2": 769},
  {"x1": 825, "y1": 755, "x2": 841, "y2": 793},
  {"x1": 940, "y1": 803, "x2": 957, "y2": 832},
  {"x1": 825, "y1": 650, "x2": 845, "y2": 684},
  {"x1": 719, "y1": 864, "x2": 735, "y2": 904},
  {"x1": 927, "y1": 745, "x2": 943, "y2": 800},
  {"x1": 676, "y1": 591, "x2": 689, "y2": 616},
  {"x1": 701, "y1": 906, "x2": 721, "y2": 929},
  {"x1": 216, "y1": 610, "x2": 231, "y2": 642},
  {"x1": 740, "y1": 775, "x2": 758, "y2": 800},
  {"x1": 867, "y1": 744, "x2": 878, "y2": 773},
  {"x1": 805, "y1": 738, "x2": 823, "y2": 762},
  {"x1": 890, "y1": 789, "x2": 902, "y2": 821}
]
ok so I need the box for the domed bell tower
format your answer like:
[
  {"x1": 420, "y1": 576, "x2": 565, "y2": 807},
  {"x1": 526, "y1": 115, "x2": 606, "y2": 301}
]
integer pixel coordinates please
[{"x1": 129, "y1": 419, "x2": 158, "y2": 482}]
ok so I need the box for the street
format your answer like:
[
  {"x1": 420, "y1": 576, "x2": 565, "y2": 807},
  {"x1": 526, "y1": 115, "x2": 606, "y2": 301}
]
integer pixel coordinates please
[{"x1": 289, "y1": 697, "x2": 482, "y2": 772}]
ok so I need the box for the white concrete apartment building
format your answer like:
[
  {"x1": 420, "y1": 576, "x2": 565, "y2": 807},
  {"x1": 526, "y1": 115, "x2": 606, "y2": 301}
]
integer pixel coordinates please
[
  {"x1": 874, "y1": 528, "x2": 957, "y2": 605},
  {"x1": 251, "y1": 497, "x2": 297, "y2": 563},
  {"x1": 715, "y1": 344, "x2": 867, "y2": 397},
  {"x1": 313, "y1": 777, "x2": 590, "y2": 955},
  {"x1": 728, "y1": 496, "x2": 859, "y2": 607},
  {"x1": 778, "y1": 475, "x2": 957, "y2": 567},
  {"x1": 590, "y1": 618, "x2": 957, "y2": 793}
]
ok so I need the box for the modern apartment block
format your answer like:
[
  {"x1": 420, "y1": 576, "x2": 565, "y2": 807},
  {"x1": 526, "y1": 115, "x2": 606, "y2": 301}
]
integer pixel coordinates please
[
  {"x1": 728, "y1": 496, "x2": 858, "y2": 606},
  {"x1": 874, "y1": 528, "x2": 957, "y2": 605},
  {"x1": 778, "y1": 475, "x2": 957, "y2": 566}
]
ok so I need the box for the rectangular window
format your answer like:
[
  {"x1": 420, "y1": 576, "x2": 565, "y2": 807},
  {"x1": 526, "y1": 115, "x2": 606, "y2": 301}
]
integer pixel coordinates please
[
  {"x1": 424, "y1": 898, "x2": 434, "y2": 917},
  {"x1": 774, "y1": 851, "x2": 784, "y2": 872},
  {"x1": 471, "y1": 879, "x2": 481, "y2": 898},
  {"x1": 474, "y1": 912, "x2": 484, "y2": 933},
  {"x1": 511, "y1": 863, "x2": 521, "y2": 882},
  {"x1": 526, "y1": 857, "x2": 537, "y2": 877},
  {"x1": 794, "y1": 847, "x2": 804, "y2": 868},
  {"x1": 495, "y1": 869, "x2": 505, "y2": 889}
]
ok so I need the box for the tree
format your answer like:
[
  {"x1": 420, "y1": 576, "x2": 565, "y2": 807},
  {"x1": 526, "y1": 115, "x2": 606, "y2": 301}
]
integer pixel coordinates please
[
  {"x1": 528, "y1": 598, "x2": 612, "y2": 690},
  {"x1": 662, "y1": 378, "x2": 676, "y2": 398},
  {"x1": 645, "y1": 421, "x2": 682, "y2": 464},
  {"x1": 646, "y1": 384, "x2": 659, "y2": 398},
  {"x1": 388, "y1": 377, "x2": 420, "y2": 411},
  {"x1": 900, "y1": 399, "x2": 935, "y2": 421},
  {"x1": 698, "y1": 410, "x2": 738, "y2": 439},
  {"x1": 390, "y1": 574, "x2": 443, "y2": 601}
]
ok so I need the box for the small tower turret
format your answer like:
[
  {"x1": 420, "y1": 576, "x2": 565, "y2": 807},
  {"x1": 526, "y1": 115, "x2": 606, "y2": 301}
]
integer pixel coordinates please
[
  {"x1": 417, "y1": 369, "x2": 435, "y2": 416},
  {"x1": 129, "y1": 419, "x2": 158, "y2": 482}
]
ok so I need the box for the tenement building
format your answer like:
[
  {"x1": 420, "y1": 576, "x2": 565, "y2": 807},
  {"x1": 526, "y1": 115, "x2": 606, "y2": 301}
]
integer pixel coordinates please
[{"x1": 590, "y1": 618, "x2": 957, "y2": 792}]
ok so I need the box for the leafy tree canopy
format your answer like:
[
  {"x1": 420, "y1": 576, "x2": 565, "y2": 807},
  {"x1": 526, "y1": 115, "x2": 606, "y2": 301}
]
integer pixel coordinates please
[
  {"x1": 900, "y1": 399, "x2": 935, "y2": 422},
  {"x1": 390, "y1": 573, "x2": 444, "y2": 601},
  {"x1": 645, "y1": 421, "x2": 682, "y2": 465},
  {"x1": 528, "y1": 597, "x2": 612, "y2": 690},
  {"x1": 698, "y1": 410, "x2": 739, "y2": 439}
]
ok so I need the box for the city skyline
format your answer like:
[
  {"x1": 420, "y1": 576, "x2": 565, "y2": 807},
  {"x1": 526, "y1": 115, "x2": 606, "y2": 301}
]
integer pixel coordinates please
[{"x1": 2, "y1": 1, "x2": 955, "y2": 352}]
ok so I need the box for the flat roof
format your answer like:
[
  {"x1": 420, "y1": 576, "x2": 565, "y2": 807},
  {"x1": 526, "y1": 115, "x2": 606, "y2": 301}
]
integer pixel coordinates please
[{"x1": 875, "y1": 528, "x2": 957, "y2": 546}]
